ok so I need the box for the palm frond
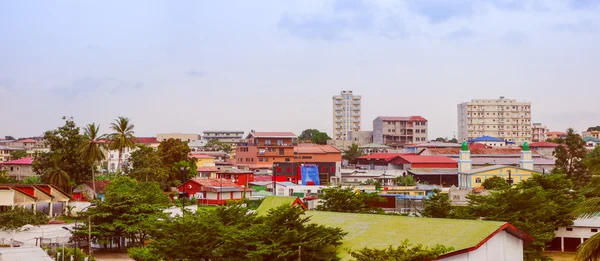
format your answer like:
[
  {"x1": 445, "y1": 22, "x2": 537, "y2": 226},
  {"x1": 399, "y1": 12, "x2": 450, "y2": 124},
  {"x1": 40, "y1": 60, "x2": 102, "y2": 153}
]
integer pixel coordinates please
[
  {"x1": 576, "y1": 232, "x2": 600, "y2": 261},
  {"x1": 572, "y1": 198, "x2": 600, "y2": 219}
]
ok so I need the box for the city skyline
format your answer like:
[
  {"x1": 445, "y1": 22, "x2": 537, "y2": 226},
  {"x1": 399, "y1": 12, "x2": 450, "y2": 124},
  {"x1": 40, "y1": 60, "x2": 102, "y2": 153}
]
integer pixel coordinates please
[{"x1": 1, "y1": 1, "x2": 599, "y2": 139}]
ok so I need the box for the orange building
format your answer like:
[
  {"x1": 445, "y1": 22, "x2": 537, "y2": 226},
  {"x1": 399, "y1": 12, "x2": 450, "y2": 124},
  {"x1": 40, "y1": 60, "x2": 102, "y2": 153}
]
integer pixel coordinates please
[{"x1": 235, "y1": 132, "x2": 342, "y2": 169}]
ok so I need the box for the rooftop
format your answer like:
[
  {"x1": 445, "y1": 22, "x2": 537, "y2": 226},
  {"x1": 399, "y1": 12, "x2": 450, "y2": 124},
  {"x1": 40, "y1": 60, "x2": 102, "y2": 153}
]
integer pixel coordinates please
[
  {"x1": 82, "y1": 180, "x2": 110, "y2": 194},
  {"x1": 413, "y1": 142, "x2": 462, "y2": 148},
  {"x1": 296, "y1": 144, "x2": 341, "y2": 154},
  {"x1": 358, "y1": 143, "x2": 390, "y2": 149},
  {"x1": 190, "y1": 154, "x2": 214, "y2": 159},
  {"x1": 390, "y1": 155, "x2": 457, "y2": 165},
  {"x1": 376, "y1": 116, "x2": 427, "y2": 122},
  {"x1": 0, "y1": 145, "x2": 24, "y2": 150},
  {"x1": 256, "y1": 196, "x2": 305, "y2": 215},
  {"x1": 583, "y1": 137, "x2": 600, "y2": 143},
  {"x1": 407, "y1": 168, "x2": 459, "y2": 175},
  {"x1": 357, "y1": 153, "x2": 411, "y2": 161},
  {"x1": 247, "y1": 132, "x2": 296, "y2": 139},
  {"x1": 18, "y1": 139, "x2": 37, "y2": 143},
  {"x1": 468, "y1": 136, "x2": 505, "y2": 143},
  {"x1": 529, "y1": 141, "x2": 560, "y2": 148},
  {"x1": 132, "y1": 137, "x2": 159, "y2": 144},
  {"x1": 421, "y1": 147, "x2": 535, "y2": 156},
  {"x1": 0, "y1": 157, "x2": 33, "y2": 165}
]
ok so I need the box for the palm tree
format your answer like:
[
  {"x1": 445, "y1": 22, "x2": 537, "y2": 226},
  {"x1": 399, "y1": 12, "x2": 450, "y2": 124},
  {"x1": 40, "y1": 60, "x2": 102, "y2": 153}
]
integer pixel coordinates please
[
  {"x1": 79, "y1": 123, "x2": 106, "y2": 198},
  {"x1": 108, "y1": 117, "x2": 135, "y2": 174},
  {"x1": 44, "y1": 157, "x2": 70, "y2": 193},
  {"x1": 573, "y1": 178, "x2": 600, "y2": 260},
  {"x1": 343, "y1": 144, "x2": 364, "y2": 164}
]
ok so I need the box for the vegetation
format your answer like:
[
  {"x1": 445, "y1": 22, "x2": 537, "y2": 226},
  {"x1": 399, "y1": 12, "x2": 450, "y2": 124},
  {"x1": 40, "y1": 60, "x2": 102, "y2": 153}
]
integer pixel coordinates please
[
  {"x1": 32, "y1": 117, "x2": 89, "y2": 192},
  {"x1": 572, "y1": 177, "x2": 600, "y2": 261},
  {"x1": 311, "y1": 132, "x2": 331, "y2": 145},
  {"x1": 21, "y1": 176, "x2": 41, "y2": 184},
  {"x1": 481, "y1": 176, "x2": 510, "y2": 190},
  {"x1": 127, "y1": 145, "x2": 169, "y2": 185},
  {"x1": 394, "y1": 176, "x2": 416, "y2": 186},
  {"x1": 316, "y1": 186, "x2": 385, "y2": 214},
  {"x1": 343, "y1": 144, "x2": 363, "y2": 164},
  {"x1": 9, "y1": 149, "x2": 27, "y2": 160},
  {"x1": 585, "y1": 145, "x2": 600, "y2": 176},
  {"x1": 0, "y1": 207, "x2": 49, "y2": 246},
  {"x1": 79, "y1": 123, "x2": 106, "y2": 198},
  {"x1": 0, "y1": 170, "x2": 15, "y2": 183},
  {"x1": 349, "y1": 240, "x2": 454, "y2": 261},
  {"x1": 108, "y1": 116, "x2": 136, "y2": 174},
  {"x1": 298, "y1": 129, "x2": 321, "y2": 141},
  {"x1": 553, "y1": 128, "x2": 590, "y2": 188},
  {"x1": 137, "y1": 204, "x2": 347, "y2": 261}
]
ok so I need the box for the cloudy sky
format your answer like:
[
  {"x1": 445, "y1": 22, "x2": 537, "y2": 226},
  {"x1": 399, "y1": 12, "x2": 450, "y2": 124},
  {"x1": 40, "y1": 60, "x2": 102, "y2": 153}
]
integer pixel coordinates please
[{"x1": 1, "y1": 0, "x2": 599, "y2": 139}]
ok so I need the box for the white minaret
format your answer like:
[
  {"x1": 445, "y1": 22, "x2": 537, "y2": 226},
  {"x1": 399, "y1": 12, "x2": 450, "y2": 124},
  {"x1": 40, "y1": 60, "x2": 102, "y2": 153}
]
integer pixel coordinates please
[
  {"x1": 458, "y1": 142, "x2": 472, "y2": 188},
  {"x1": 520, "y1": 142, "x2": 534, "y2": 170}
]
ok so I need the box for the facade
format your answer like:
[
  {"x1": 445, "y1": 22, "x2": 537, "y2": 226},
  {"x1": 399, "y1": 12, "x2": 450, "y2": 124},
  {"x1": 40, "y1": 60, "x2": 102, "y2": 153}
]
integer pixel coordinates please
[
  {"x1": 332, "y1": 90, "x2": 361, "y2": 140},
  {"x1": 0, "y1": 145, "x2": 23, "y2": 162},
  {"x1": 72, "y1": 180, "x2": 110, "y2": 201},
  {"x1": 157, "y1": 133, "x2": 200, "y2": 142},
  {"x1": 235, "y1": 132, "x2": 296, "y2": 168},
  {"x1": 295, "y1": 144, "x2": 342, "y2": 162},
  {"x1": 584, "y1": 137, "x2": 600, "y2": 150},
  {"x1": 457, "y1": 97, "x2": 532, "y2": 144},
  {"x1": 328, "y1": 131, "x2": 373, "y2": 150},
  {"x1": 202, "y1": 130, "x2": 244, "y2": 143},
  {"x1": 190, "y1": 153, "x2": 216, "y2": 168},
  {"x1": 215, "y1": 169, "x2": 255, "y2": 187},
  {"x1": 0, "y1": 157, "x2": 35, "y2": 180},
  {"x1": 531, "y1": 123, "x2": 548, "y2": 142},
  {"x1": 549, "y1": 217, "x2": 600, "y2": 252},
  {"x1": 177, "y1": 178, "x2": 251, "y2": 205},
  {"x1": 468, "y1": 136, "x2": 507, "y2": 147},
  {"x1": 529, "y1": 142, "x2": 559, "y2": 159},
  {"x1": 458, "y1": 142, "x2": 540, "y2": 188},
  {"x1": 547, "y1": 131, "x2": 567, "y2": 140},
  {"x1": 0, "y1": 184, "x2": 70, "y2": 216},
  {"x1": 373, "y1": 116, "x2": 428, "y2": 146},
  {"x1": 583, "y1": 127, "x2": 600, "y2": 139},
  {"x1": 272, "y1": 162, "x2": 341, "y2": 185}
]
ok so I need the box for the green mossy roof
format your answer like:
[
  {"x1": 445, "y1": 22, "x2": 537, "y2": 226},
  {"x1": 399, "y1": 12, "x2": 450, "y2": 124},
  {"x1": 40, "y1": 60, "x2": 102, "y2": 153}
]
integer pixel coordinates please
[{"x1": 255, "y1": 196, "x2": 299, "y2": 216}]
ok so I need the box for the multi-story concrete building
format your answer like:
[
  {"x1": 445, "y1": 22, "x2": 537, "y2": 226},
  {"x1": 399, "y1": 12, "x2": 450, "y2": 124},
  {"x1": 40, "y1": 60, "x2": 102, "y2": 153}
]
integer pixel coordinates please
[
  {"x1": 531, "y1": 123, "x2": 548, "y2": 142},
  {"x1": 332, "y1": 90, "x2": 361, "y2": 140},
  {"x1": 202, "y1": 131, "x2": 244, "y2": 143},
  {"x1": 373, "y1": 116, "x2": 428, "y2": 147},
  {"x1": 457, "y1": 96, "x2": 532, "y2": 144},
  {"x1": 583, "y1": 126, "x2": 600, "y2": 139},
  {"x1": 157, "y1": 133, "x2": 200, "y2": 143}
]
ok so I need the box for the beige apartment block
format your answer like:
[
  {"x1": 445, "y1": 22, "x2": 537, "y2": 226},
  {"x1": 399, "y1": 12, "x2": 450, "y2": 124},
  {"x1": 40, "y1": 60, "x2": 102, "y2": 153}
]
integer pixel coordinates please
[
  {"x1": 457, "y1": 97, "x2": 532, "y2": 144},
  {"x1": 373, "y1": 116, "x2": 428, "y2": 147},
  {"x1": 333, "y1": 90, "x2": 361, "y2": 140},
  {"x1": 531, "y1": 123, "x2": 548, "y2": 142},
  {"x1": 157, "y1": 133, "x2": 201, "y2": 143}
]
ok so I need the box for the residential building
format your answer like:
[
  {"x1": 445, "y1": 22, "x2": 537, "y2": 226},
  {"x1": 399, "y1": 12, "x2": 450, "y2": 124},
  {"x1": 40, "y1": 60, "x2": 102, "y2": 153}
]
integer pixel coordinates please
[
  {"x1": 458, "y1": 142, "x2": 541, "y2": 188},
  {"x1": 295, "y1": 144, "x2": 342, "y2": 162},
  {"x1": 373, "y1": 116, "x2": 428, "y2": 147},
  {"x1": 177, "y1": 178, "x2": 252, "y2": 205},
  {"x1": 549, "y1": 217, "x2": 600, "y2": 252},
  {"x1": 0, "y1": 184, "x2": 70, "y2": 216},
  {"x1": 202, "y1": 130, "x2": 244, "y2": 143},
  {"x1": 0, "y1": 157, "x2": 35, "y2": 181},
  {"x1": 584, "y1": 137, "x2": 600, "y2": 150},
  {"x1": 106, "y1": 137, "x2": 160, "y2": 172},
  {"x1": 332, "y1": 90, "x2": 361, "y2": 140},
  {"x1": 529, "y1": 141, "x2": 559, "y2": 159},
  {"x1": 157, "y1": 133, "x2": 200, "y2": 143},
  {"x1": 328, "y1": 131, "x2": 373, "y2": 150},
  {"x1": 457, "y1": 96, "x2": 532, "y2": 144},
  {"x1": 272, "y1": 162, "x2": 341, "y2": 184},
  {"x1": 531, "y1": 123, "x2": 548, "y2": 142},
  {"x1": 0, "y1": 145, "x2": 23, "y2": 162},
  {"x1": 468, "y1": 135, "x2": 508, "y2": 147},
  {"x1": 256, "y1": 197, "x2": 535, "y2": 261},
  {"x1": 359, "y1": 143, "x2": 391, "y2": 155},
  {"x1": 547, "y1": 131, "x2": 567, "y2": 140},
  {"x1": 583, "y1": 126, "x2": 600, "y2": 139},
  {"x1": 72, "y1": 180, "x2": 110, "y2": 201},
  {"x1": 235, "y1": 132, "x2": 296, "y2": 168},
  {"x1": 190, "y1": 153, "x2": 216, "y2": 168},
  {"x1": 215, "y1": 169, "x2": 255, "y2": 187}
]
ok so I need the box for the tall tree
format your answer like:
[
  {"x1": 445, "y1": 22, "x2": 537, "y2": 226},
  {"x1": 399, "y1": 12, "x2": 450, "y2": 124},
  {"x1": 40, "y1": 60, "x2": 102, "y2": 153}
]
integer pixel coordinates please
[
  {"x1": 158, "y1": 138, "x2": 196, "y2": 186},
  {"x1": 0, "y1": 170, "x2": 15, "y2": 184},
  {"x1": 204, "y1": 139, "x2": 223, "y2": 151},
  {"x1": 343, "y1": 144, "x2": 364, "y2": 164},
  {"x1": 298, "y1": 129, "x2": 321, "y2": 141},
  {"x1": 448, "y1": 138, "x2": 458, "y2": 143},
  {"x1": 553, "y1": 128, "x2": 590, "y2": 187},
  {"x1": 32, "y1": 117, "x2": 89, "y2": 189},
  {"x1": 9, "y1": 150, "x2": 27, "y2": 160},
  {"x1": 79, "y1": 123, "x2": 106, "y2": 198},
  {"x1": 316, "y1": 186, "x2": 385, "y2": 214},
  {"x1": 311, "y1": 132, "x2": 331, "y2": 145},
  {"x1": 4, "y1": 135, "x2": 15, "y2": 140},
  {"x1": 108, "y1": 117, "x2": 136, "y2": 174},
  {"x1": 585, "y1": 145, "x2": 600, "y2": 176},
  {"x1": 43, "y1": 155, "x2": 71, "y2": 192},
  {"x1": 573, "y1": 177, "x2": 600, "y2": 261},
  {"x1": 434, "y1": 137, "x2": 446, "y2": 142},
  {"x1": 128, "y1": 145, "x2": 170, "y2": 185},
  {"x1": 0, "y1": 207, "x2": 49, "y2": 247}
]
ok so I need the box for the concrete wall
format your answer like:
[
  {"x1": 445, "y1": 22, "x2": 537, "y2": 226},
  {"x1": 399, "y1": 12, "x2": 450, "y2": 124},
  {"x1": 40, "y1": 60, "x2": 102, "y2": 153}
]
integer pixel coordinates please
[{"x1": 440, "y1": 230, "x2": 523, "y2": 261}]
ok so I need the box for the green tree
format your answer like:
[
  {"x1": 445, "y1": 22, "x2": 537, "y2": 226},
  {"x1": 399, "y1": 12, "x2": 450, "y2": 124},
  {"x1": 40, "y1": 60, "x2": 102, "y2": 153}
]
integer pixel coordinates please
[
  {"x1": 343, "y1": 144, "x2": 364, "y2": 164},
  {"x1": 9, "y1": 150, "x2": 27, "y2": 160},
  {"x1": 553, "y1": 128, "x2": 590, "y2": 187},
  {"x1": 20, "y1": 176, "x2": 41, "y2": 184},
  {"x1": 481, "y1": 176, "x2": 510, "y2": 190},
  {"x1": 572, "y1": 176, "x2": 600, "y2": 261},
  {"x1": 311, "y1": 132, "x2": 331, "y2": 145},
  {"x1": 434, "y1": 137, "x2": 446, "y2": 142},
  {"x1": 79, "y1": 123, "x2": 106, "y2": 198},
  {"x1": 299, "y1": 129, "x2": 321, "y2": 141},
  {"x1": 204, "y1": 139, "x2": 223, "y2": 151},
  {"x1": 158, "y1": 138, "x2": 196, "y2": 186},
  {"x1": 394, "y1": 176, "x2": 416, "y2": 186},
  {"x1": 128, "y1": 145, "x2": 170, "y2": 185},
  {"x1": 108, "y1": 116, "x2": 135, "y2": 174},
  {"x1": 41, "y1": 154, "x2": 71, "y2": 192},
  {"x1": 0, "y1": 207, "x2": 49, "y2": 247},
  {"x1": 421, "y1": 190, "x2": 454, "y2": 218},
  {"x1": 4, "y1": 135, "x2": 15, "y2": 140},
  {"x1": 349, "y1": 240, "x2": 454, "y2": 261},
  {"x1": 0, "y1": 170, "x2": 15, "y2": 184},
  {"x1": 221, "y1": 143, "x2": 233, "y2": 154},
  {"x1": 32, "y1": 117, "x2": 89, "y2": 189},
  {"x1": 448, "y1": 138, "x2": 458, "y2": 143},
  {"x1": 585, "y1": 145, "x2": 600, "y2": 176},
  {"x1": 316, "y1": 186, "x2": 385, "y2": 214}
]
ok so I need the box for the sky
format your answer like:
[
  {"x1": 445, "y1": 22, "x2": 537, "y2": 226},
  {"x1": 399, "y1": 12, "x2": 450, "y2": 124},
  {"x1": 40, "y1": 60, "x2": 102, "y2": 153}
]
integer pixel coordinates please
[{"x1": 1, "y1": 0, "x2": 599, "y2": 139}]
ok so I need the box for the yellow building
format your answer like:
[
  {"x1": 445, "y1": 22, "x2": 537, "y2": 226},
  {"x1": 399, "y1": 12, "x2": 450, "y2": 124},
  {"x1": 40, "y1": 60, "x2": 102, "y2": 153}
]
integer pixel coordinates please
[
  {"x1": 191, "y1": 153, "x2": 216, "y2": 168},
  {"x1": 458, "y1": 141, "x2": 540, "y2": 188}
]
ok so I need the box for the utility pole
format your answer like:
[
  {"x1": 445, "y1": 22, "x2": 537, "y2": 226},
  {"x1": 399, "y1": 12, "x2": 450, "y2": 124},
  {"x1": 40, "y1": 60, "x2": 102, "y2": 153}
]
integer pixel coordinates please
[
  {"x1": 298, "y1": 245, "x2": 301, "y2": 261},
  {"x1": 88, "y1": 217, "x2": 92, "y2": 259}
]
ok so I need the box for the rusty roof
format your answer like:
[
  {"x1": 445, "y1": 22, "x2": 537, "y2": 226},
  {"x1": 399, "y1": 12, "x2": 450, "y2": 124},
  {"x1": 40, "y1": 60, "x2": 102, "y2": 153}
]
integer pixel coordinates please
[
  {"x1": 82, "y1": 180, "x2": 110, "y2": 194},
  {"x1": 296, "y1": 144, "x2": 341, "y2": 154}
]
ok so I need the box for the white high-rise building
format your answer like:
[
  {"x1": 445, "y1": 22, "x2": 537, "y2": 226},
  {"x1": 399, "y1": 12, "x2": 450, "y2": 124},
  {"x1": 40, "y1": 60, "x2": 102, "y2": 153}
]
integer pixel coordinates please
[
  {"x1": 457, "y1": 97, "x2": 532, "y2": 144},
  {"x1": 332, "y1": 91, "x2": 361, "y2": 140}
]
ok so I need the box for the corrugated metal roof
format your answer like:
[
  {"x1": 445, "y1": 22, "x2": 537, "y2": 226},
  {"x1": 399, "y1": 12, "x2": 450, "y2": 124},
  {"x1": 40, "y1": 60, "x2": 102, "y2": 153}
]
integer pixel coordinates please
[
  {"x1": 0, "y1": 157, "x2": 33, "y2": 165},
  {"x1": 408, "y1": 168, "x2": 458, "y2": 175},
  {"x1": 529, "y1": 142, "x2": 559, "y2": 148},
  {"x1": 468, "y1": 136, "x2": 505, "y2": 142},
  {"x1": 296, "y1": 144, "x2": 341, "y2": 154}
]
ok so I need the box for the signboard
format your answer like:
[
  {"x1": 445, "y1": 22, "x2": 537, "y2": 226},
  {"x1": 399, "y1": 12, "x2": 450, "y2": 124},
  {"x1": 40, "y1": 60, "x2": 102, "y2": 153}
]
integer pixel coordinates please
[{"x1": 301, "y1": 165, "x2": 320, "y2": 185}]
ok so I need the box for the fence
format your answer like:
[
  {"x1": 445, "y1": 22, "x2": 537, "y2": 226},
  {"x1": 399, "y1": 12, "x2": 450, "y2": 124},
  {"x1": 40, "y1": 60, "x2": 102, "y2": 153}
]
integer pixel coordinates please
[{"x1": 0, "y1": 238, "x2": 25, "y2": 247}]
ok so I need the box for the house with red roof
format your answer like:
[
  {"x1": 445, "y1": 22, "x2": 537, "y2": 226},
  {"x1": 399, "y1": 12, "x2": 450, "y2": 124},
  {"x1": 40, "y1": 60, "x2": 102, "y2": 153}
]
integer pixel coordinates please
[
  {"x1": 0, "y1": 157, "x2": 35, "y2": 181},
  {"x1": 73, "y1": 180, "x2": 111, "y2": 202},
  {"x1": 177, "y1": 178, "x2": 252, "y2": 205},
  {"x1": 0, "y1": 184, "x2": 71, "y2": 216},
  {"x1": 529, "y1": 142, "x2": 559, "y2": 159}
]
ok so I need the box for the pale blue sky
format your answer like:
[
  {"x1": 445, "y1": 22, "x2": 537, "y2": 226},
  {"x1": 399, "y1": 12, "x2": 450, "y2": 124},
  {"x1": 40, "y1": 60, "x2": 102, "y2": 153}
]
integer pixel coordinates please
[{"x1": 1, "y1": 0, "x2": 599, "y2": 139}]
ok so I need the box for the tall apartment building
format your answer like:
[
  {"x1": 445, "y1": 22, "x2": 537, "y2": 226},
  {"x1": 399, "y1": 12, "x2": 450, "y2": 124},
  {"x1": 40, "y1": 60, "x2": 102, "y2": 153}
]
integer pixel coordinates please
[
  {"x1": 332, "y1": 91, "x2": 361, "y2": 140},
  {"x1": 202, "y1": 131, "x2": 244, "y2": 143},
  {"x1": 531, "y1": 123, "x2": 548, "y2": 142},
  {"x1": 373, "y1": 116, "x2": 428, "y2": 147},
  {"x1": 457, "y1": 97, "x2": 532, "y2": 144}
]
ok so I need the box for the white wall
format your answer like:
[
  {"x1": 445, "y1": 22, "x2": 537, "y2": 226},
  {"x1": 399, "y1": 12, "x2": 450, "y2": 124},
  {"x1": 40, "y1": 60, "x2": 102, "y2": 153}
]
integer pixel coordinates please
[
  {"x1": 0, "y1": 190, "x2": 14, "y2": 206},
  {"x1": 556, "y1": 226, "x2": 598, "y2": 239},
  {"x1": 440, "y1": 231, "x2": 523, "y2": 261}
]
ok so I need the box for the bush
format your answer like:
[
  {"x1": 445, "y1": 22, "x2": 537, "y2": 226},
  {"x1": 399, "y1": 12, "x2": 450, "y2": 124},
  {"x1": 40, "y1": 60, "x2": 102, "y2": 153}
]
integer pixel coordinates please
[{"x1": 128, "y1": 247, "x2": 159, "y2": 261}]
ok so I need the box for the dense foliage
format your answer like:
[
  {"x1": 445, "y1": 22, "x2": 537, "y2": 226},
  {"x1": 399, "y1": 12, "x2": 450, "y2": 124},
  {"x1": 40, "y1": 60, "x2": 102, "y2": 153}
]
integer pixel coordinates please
[
  {"x1": 316, "y1": 186, "x2": 385, "y2": 214},
  {"x1": 572, "y1": 177, "x2": 600, "y2": 261},
  {"x1": 481, "y1": 176, "x2": 510, "y2": 190},
  {"x1": 349, "y1": 240, "x2": 454, "y2": 261},
  {"x1": 0, "y1": 207, "x2": 49, "y2": 232},
  {"x1": 136, "y1": 204, "x2": 347, "y2": 261},
  {"x1": 342, "y1": 144, "x2": 363, "y2": 164},
  {"x1": 9, "y1": 149, "x2": 27, "y2": 160},
  {"x1": 553, "y1": 128, "x2": 591, "y2": 187}
]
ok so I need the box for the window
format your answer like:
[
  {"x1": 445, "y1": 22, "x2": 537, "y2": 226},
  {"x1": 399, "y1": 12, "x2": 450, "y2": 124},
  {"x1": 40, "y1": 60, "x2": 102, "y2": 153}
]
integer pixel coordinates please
[
  {"x1": 475, "y1": 178, "x2": 482, "y2": 183},
  {"x1": 566, "y1": 228, "x2": 573, "y2": 231},
  {"x1": 593, "y1": 229, "x2": 598, "y2": 233},
  {"x1": 265, "y1": 140, "x2": 272, "y2": 145},
  {"x1": 285, "y1": 158, "x2": 290, "y2": 162},
  {"x1": 265, "y1": 158, "x2": 269, "y2": 162},
  {"x1": 277, "y1": 140, "x2": 283, "y2": 145},
  {"x1": 279, "y1": 148, "x2": 284, "y2": 155}
]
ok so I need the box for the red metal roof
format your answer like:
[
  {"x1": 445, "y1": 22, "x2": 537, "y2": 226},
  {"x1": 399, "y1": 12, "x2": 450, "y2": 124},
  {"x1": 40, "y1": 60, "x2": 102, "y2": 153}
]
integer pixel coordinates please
[
  {"x1": 186, "y1": 178, "x2": 242, "y2": 188},
  {"x1": 0, "y1": 157, "x2": 33, "y2": 165},
  {"x1": 529, "y1": 142, "x2": 559, "y2": 148},
  {"x1": 468, "y1": 143, "x2": 489, "y2": 149},
  {"x1": 391, "y1": 155, "x2": 457, "y2": 164},
  {"x1": 82, "y1": 180, "x2": 110, "y2": 194},
  {"x1": 133, "y1": 137, "x2": 159, "y2": 144},
  {"x1": 18, "y1": 139, "x2": 36, "y2": 143},
  {"x1": 247, "y1": 132, "x2": 296, "y2": 138},
  {"x1": 378, "y1": 116, "x2": 427, "y2": 122},
  {"x1": 422, "y1": 147, "x2": 535, "y2": 155},
  {"x1": 254, "y1": 176, "x2": 274, "y2": 182},
  {"x1": 296, "y1": 144, "x2": 341, "y2": 154}
]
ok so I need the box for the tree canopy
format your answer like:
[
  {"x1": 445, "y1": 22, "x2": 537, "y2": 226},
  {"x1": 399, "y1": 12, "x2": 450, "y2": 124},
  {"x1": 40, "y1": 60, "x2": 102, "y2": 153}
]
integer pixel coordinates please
[
  {"x1": 481, "y1": 176, "x2": 510, "y2": 190},
  {"x1": 316, "y1": 186, "x2": 385, "y2": 214},
  {"x1": 299, "y1": 129, "x2": 321, "y2": 141},
  {"x1": 0, "y1": 207, "x2": 48, "y2": 232},
  {"x1": 349, "y1": 240, "x2": 453, "y2": 261},
  {"x1": 553, "y1": 128, "x2": 590, "y2": 187},
  {"x1": 311, "y1": 132, "x2": 332, "y2": 145},
  {"x1": 343, "y1": 144, "x2": 363, "y2": 164},
  {"x1": 9, "y1": 150, "x2": 27, "y2": 160}
]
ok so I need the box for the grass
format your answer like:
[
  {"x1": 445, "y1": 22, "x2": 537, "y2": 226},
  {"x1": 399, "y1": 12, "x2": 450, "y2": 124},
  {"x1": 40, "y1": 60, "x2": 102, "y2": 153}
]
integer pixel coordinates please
[
  {"x1": 305, "y1": 211, "x2": 506, "y2": 260},
  {"x1": 255, "y1": 196, "x2": 299, "y2": 215},
  {"x1": 545, "y1": 251, "x2": 576, "y2": 261}
]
